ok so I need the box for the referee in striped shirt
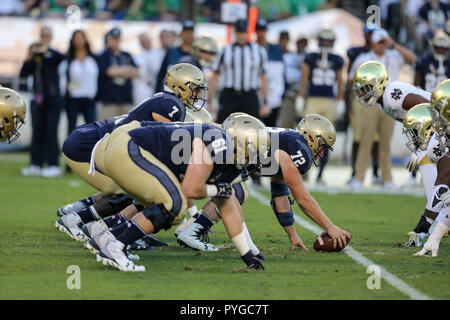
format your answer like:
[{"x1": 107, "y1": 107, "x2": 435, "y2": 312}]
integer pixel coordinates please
[{"x1": 207, "y1": 19, "x2": 270, "y2": 123}]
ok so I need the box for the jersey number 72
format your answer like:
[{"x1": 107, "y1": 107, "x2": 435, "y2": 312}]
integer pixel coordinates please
[{"x1": 290, "y1": 150, "x2": 306, "y2": 167}]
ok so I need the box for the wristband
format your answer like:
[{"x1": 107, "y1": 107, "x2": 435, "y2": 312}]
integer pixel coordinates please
[{"x1": 206, "y1": 184, "x2": 218, "y2": 197}]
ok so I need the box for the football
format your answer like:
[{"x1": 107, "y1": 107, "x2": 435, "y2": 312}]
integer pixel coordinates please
[{"x1": 313, "y1": 232, "x2": 352, "y2": 252}]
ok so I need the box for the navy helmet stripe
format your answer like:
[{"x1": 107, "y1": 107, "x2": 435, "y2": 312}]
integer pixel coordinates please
[{"x1": 127, "y1": 140, "x2": 182, "y2": 213}]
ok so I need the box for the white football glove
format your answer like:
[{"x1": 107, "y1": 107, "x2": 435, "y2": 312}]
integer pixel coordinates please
[
  {"x1": 414, "y1": 222, "x2": 449, "y2": 257},
  {"x1": 335, "y1": 99, "x2": 345, "y2": 118},
  {"x1": 295, "y1": 96, "x2": 305, "y2": 117},
  {"x1": 407, "y1": 149, "x2": 426, "y2": 172}
]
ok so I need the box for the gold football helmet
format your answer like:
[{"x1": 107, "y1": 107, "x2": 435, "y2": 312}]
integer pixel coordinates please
[
  {"x1": 222, "y1": 113, "x2": 270, "y2": 169},
  {"x1": 192, "y1": 36, "x2": 218, "y2": 68},
  {"x1": 318, "y1": 26, "x2": 336, "y2": 48},
  {"x1": 164, "y1": 63, "x2": 208, "y2": 111},
  {"x1": 184, "y1": 108, "x2": 213, "y2": 124},
  {"x1": 352, "y1": 60, "x2": 389, "y2": 107},
  {"x1": 403, "y1": 103, "x2": 434, "y2": 152},
  {"x1": 0, "y1": 87, "x2": 26, "y2": 143},
  {"x1": 430, "y1": 79, "x2": 450, "y2": 148},
  {"x1": 431, "y1": 30, "x2": 450, "y2": 60},
  {"x1": 296, "y1": 114, "x2": 336, "y2": 165}
]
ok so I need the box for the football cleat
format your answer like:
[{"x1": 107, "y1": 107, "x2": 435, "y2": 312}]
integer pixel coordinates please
[
  {"x1": 84, "y1": 230, "x2": 116, "y2": 254},
  {"x1": 96, "y1": 239, "x2": 145, "y2": 272},
  {"x1": 56, "y1": 200, "x2": 88, "y2": 217},
  {"x1": 80, "y1": 219, "x2": 108, "y2": 240},
  {"x1": 143, "y1": 234, "x2": 169, "y2": 247},
  {"x1": 55, "y1": 212, "x2": 87, "y2": 241},
  {"x1": 176, "y1": 222, "x2": 218, "y2": 252},
  {"x1": 405, "y1": 231, "x2": 427, "y2": 247},
  {"x1": 129, "y1": 238, "x2": 155, "y2": 251}
]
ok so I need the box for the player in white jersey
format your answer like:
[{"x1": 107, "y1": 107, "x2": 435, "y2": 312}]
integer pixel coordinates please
[{"x1": 352, "y1": 61, "x2": 439, "y2": 246}]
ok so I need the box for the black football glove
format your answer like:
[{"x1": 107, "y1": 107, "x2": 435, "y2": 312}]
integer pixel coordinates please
[
  {"x1": 241, "y1": 250, "x2": 265, "y2": 270},
  {"x1": 215, "y1": 183, "x2": 232, "y2": 198}
]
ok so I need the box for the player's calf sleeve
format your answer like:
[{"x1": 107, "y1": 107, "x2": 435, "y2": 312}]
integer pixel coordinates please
[
  {"x1": 195, "y1": 213, "x2": 215, "y2": 230},
  {"x1": 419, "y1": 164, "x2": 438, "y2": 202},
  {"x1": 242, "y1": 222, "x2": 259, "y2": 255},
  {"x1": 77, "y1": 205, "x2": 101, "y2": 224},
  {"x1": 103, "y1": 213, "x2": 126, "y2": 228},
  {"x1": 416, "y1": 184, "x2": 450, "y2": 232},
  {"x1": 109, "y1": 220, "x2": 129, "y2": 237},
  {"x1": 116, "y1": 220, "x2": 147, "y2": 246},
  {"x1": 81, "y1": 195, "x2": 96, "y2": 207},
  {"x1": 440, "y1": 206, "x2": 450, "y2": 229}
]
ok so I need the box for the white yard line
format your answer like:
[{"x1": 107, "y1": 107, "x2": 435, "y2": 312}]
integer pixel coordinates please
[{"x1": 250, "y1": 187, "x2": 433, "y2": 300}]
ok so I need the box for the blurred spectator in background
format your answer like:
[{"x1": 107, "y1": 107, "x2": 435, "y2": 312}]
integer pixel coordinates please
[
  {"x1": 97, "y1": 27, "x2": 138, "y2": 120},
  {"x1": 401, "y1": 0, "x2": 425, "y2": 51},
  {"x1": 295, "y1": 26, "x2": 344, "y2": 185},
  {"x1": 280, "y1": 33, "x2": 307, "y2": 129},
  {"x1": 208, "y1": 18, "x2": 270, "y2": 123},
  {"x1": 20, "y1": 26, "x2": 64, "y2": 177},
  {"x1": 64, "y1": 29, "x2": 99, "y2": 135},
  {"x1": 416, "y1": 0, "x2": 449, "y2": 52},
  {"x1": 255, "y1": 19, "x2": 284, "y2": 127},
  {"x1": 200, "y1": 0, "x2": 221, "y2": 22},
  {"x1": 0, "y1": 0, "x2": 23, "y2": 15},
  {"x1": 133, "y1": 33, "x2": 158, "y2": 105},
  {"x1": 156, "y1": 20, "x2": 196, "y2": 92},
  {"x1": 345, "y1": 25, "x2": 379, "y2": 185},
  {"x1": 320, "y1": 0, "x2": 346, "y2": 10},
  {"x1": 191, "y1": 35, "x2": 218, "y2": 73},
  {"x1": 349, "y1": 28, "x2": 417, "y2": 189},
  {"x1": 256, "y1": 0, "x2": 292, "y2": 21},
  {"x1": 414, "y1": 30, "x2": 450, "y2": 92}
]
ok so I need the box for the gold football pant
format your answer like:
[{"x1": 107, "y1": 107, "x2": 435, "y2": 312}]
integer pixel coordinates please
[
  {"x1": 304, "y1": 97, "x2": 337, "y2": 124},
  {"x1": 355, "y1": 106, "x2": 395, "y2": 183},
  {"x1": 63, "y1": 153, "x2": 121, "y2": 195},
  {"x1": 101, "y1": 122, "x2": 187, "y2": 226}
]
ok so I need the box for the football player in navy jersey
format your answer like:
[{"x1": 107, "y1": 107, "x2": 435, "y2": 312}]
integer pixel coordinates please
[
  {"x1": 55, "y1": 63, "x2": 207, "y2": 240},
  {"x1": 177, "y1": 115, "x2": 351, "y2": 252},
  {"x1": 295, "y1": 27, "x2": 345, "y2": 185},
  {"x1": 414, "y1": 30, "x2": 450, "y2": 92},
  {"x1": 85, "y1": 114, "x2": 269, "y2": 271}
]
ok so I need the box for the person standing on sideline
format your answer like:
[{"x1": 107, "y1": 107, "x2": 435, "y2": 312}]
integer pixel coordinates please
[
  {"x1": 207, "y1": 18, "x2": 270, "y2": 123},
  {"x1": 255, "y1": 18, "x2": 285, "y2": 127},
  {"x1": 348, "y1": 28, "x2": 416, "y2": 189},
  {"x1": 280, "y1": 32, "x2": 308, "y2": 129},
  {"x1": 155, "y1": 21, "x2": 197, "y2": 92},
  {"x1": 97, "y1": 27, "x2": 139, "y2": 120},
  {"x1": 345, "y1": 25, "x2": 380, "y2": 185},
  {"x1": 64, "y1": 29, "x2": 99, "y2": 136},
  {"x1": 133, "y1": 33, "x2": 157, "y2": 105},
  {"x1": 20, "y1": 26, "x2": 65, "y2": 178},
  {"x1": 295, "y1": 26, "x2": 345, "y2": 185}
]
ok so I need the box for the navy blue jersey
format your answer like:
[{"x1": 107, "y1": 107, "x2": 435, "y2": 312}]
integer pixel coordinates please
[
  {"x1": 114, "y1": 91, "x2": 186, "y2": 129},
  {"x1": 97, "y1": 49, "x2": 137, "y2": 104},
  {"x1": 128, "y1": 122, "x2": 241, "y2": 184},
  {"x1": 259, "y1": 128, "x2": 313, "y2": 177},
  {"x1": 304, "y1": 52, "x2": 344, "y2": 98},
  {"x1": 415, "y1": 52, "x2": 450, "y2": 92},
  {"x1": 347, "y1": 46, "x2": 369, "y2": 62}
]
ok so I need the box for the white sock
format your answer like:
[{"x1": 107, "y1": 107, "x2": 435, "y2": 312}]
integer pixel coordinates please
[
  {"x1": 242, "y1": 222, "x2": 259, "y2": 255},
  {"x1": 231, "y1": 230, "x2": 250, "y2": 256}
]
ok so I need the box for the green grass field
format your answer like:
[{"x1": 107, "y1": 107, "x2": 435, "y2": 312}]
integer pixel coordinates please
[{"x1": 0, "y1": 152, "x2": 449, "y2": 300}]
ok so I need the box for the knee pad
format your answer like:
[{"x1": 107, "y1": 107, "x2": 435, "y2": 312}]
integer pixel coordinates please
[
  {"x1": 143, "y1": 204, "x2": 177, "y2": 232},
  {"x1": 270, "y1": 182, "x2": 290, "y2": 197},
  {"x1": 426, "y1": 184, "x2": 449, "y2": 213},
  {"x1": 275, "y1": 211, "x2": 295, "y2": 227}
]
